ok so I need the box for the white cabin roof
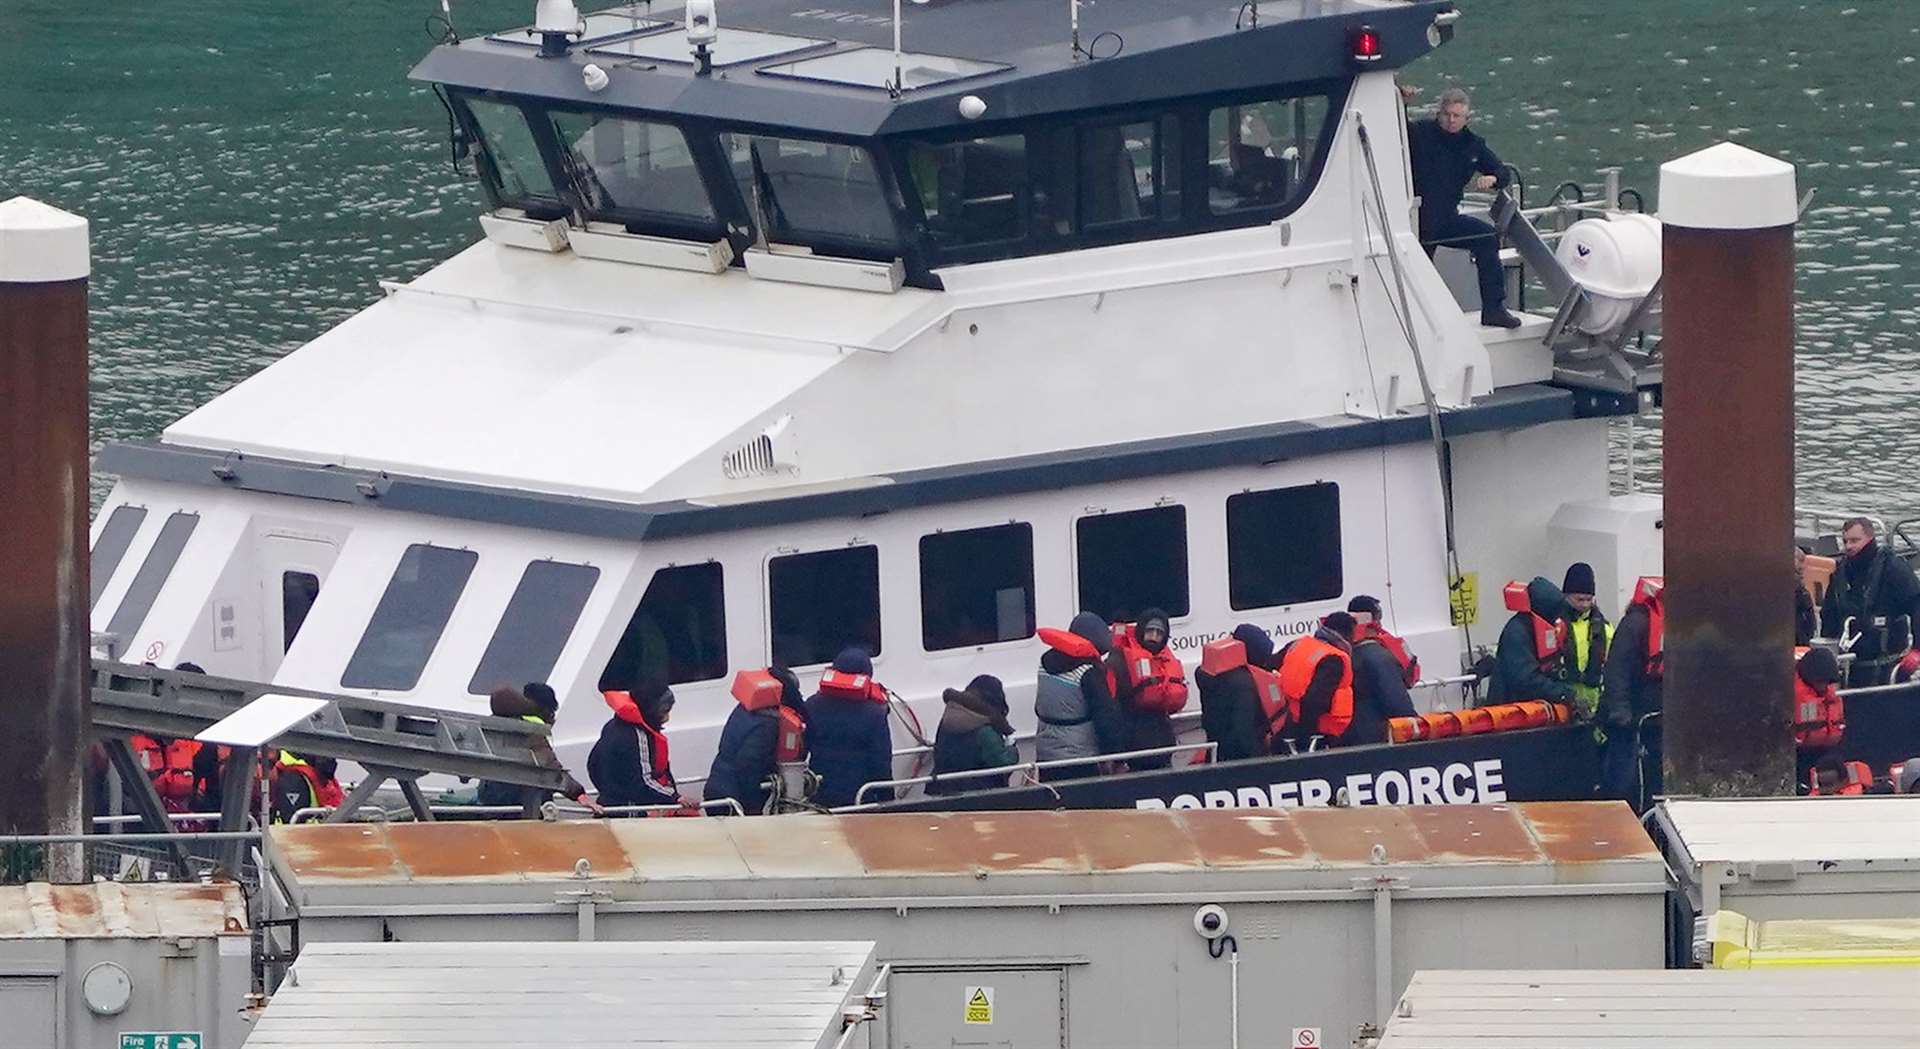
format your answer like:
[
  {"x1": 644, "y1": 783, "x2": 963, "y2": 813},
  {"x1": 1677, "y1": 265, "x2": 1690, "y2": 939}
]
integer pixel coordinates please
[{"x1": 246, "y1": 939, "x2": 877, "y2": 1049}]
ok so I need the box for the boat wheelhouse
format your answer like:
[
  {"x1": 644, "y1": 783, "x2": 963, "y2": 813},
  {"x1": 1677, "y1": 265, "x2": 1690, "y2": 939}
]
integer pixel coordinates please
[{"x1": 88, "y1": 0, "x2": 1666, "y2": 792}]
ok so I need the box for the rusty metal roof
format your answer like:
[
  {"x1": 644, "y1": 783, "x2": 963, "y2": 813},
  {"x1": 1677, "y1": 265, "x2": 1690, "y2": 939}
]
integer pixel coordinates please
[
  {"x1": 273, "y1": 803, "x2": 1656, "y2": 888},
  {"x1": 0, "y1": 881, "x2": 248, "y2": 939}
]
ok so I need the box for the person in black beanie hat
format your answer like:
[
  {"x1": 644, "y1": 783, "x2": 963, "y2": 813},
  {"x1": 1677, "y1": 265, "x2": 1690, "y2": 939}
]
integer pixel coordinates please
[
  {"x1": 928, "y1": 674, "x2": 1019, "y2": 794},
  {"x1": 806, "y1": 647, "x2": 896, "y2": 806},
  {"x1": 1196, "y1": 624, "x2": 1281, "y2": 760},
  {"x1": 1559, "y1": 562, "x2": 1611, "y2": 719},
  {"x1": 588, "y1": 678, "x2": 683, "y2": 811}
]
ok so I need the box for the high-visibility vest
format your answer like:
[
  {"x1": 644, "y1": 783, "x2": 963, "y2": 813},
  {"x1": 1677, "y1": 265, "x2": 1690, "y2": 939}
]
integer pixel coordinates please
[{"x1": 1278, "y1": 637, "x2": 1354, "y2": 738}]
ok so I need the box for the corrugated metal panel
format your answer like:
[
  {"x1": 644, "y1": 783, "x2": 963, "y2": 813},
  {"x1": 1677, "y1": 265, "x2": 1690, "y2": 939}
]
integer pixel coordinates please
[
  {"x1": 246, "y1": 940, "x2": 876, "y2": 1049},
  {"x1": 1377, "y1": 968, "x2": 1920, "y2": 1047},
  {"x1": 1662, "y1": 796, "x2": 1920, "y2": 865},
  {"x1": 273, "y1": 803, "x2": 1658, "y2": 889},
  {"x1": 0, "y1": 882, "x2": 248, "y2": 939}
]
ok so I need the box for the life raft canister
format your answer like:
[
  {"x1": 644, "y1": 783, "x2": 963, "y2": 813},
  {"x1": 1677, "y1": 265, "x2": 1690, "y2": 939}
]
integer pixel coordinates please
[
  {"x1": 1630, "y1": 576, "x2": 1666, "y2": 679},
  {"x1": 1278, "y1": 635, "x2": 1355, "y2": 738},
  {"x1": 1112, "y1": 624, "x2": 1190, "y2": 716},
  {"x1": 1503, "y1": 580, "x2": 1566, "y2": 668}
]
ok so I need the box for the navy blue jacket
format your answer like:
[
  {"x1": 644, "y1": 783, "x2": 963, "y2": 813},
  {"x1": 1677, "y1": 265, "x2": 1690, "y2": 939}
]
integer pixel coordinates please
[
  {"x1": 806, "y1": 687, "x2": 894, "y2": 807},
  {"x1": 1407, "y1": 118, "x2": 1510, "y2": 231},
  {"x1": 1346, "y1": 640, "x2": 1418, "y2": 745},
  {"x1": 704, "y1": 705, "x2": 780, "y2": 815}
]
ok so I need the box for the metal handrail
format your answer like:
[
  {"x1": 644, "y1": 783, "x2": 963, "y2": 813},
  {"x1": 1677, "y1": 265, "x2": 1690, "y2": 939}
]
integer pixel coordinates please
[
  {"x1": 1, "y1": 830, "x2": 262, "y2": 846},
  {"x1": 848, "y1": 740, "x2": 1218, "y2": 807},
  {"x1": 287, "y1": 805, "x2": 391, "y2": 825},
  {"x1": 831, "y1": 963, "x2": 892, "y2": 1049},
  {"x1": 90, "y1": 811, "x2": 226, "y2": 828},
  {"x1": 574, "y1": 798, "x2": 746, "y2": 818}
]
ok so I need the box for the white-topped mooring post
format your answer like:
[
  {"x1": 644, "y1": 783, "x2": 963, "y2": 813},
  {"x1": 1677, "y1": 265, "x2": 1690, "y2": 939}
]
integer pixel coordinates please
[
  {"x1": 0, "y1": 196, "x2": 91, "y2": 882},
  {"x1": 1658, "y1": 144, "x2": 1798, "y2": 799}
]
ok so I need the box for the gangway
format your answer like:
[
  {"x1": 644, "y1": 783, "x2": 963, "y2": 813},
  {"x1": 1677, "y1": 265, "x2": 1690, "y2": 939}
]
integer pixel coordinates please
[{"x1": 88, "y1": 661, "x2": 571, "y2": 861}]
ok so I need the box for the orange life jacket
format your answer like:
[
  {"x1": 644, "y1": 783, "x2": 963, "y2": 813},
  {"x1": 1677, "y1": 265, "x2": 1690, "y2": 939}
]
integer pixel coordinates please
[
  {"x1": 1200, "y1": 637, "x2": 1290, "y2": 736},
  {"x1": 130, "y1": 734, "x2": 201, "y2": 810},
  {"x1": 1354, "y1": 621, "x2": 1420, "y2": 686},
  {"x1": 1039, "y1": 627, "x2": 1119, "y2": 694},
  {"x1": 1111, "y1": 625, "x2": 1190, "y2": 716},
  {"x1": 1791, "y1": 652, "x2": 1844, "y2": 750},
  {"x1": 1503, "y1": 581, "x2": 1566, "y2": 670},
  {"x1": 817, "y1": 669, "x2": 889, "y2": 704},
  {"x1": 1631, "y1": 576, "x2": 1665, "y2": 679},
  {"x1": 774, "y1": 706, "x2": 808, "y2": 764},
  {"x1": 1810, "y1": 760, "x2": 1873, "y2": 796},
  {"x1": 1278, "y1": 636, "x2": 1355, "y2": 738},
  {"x1": 733, "y1": 670, "x2": 809, "y2": 762}
]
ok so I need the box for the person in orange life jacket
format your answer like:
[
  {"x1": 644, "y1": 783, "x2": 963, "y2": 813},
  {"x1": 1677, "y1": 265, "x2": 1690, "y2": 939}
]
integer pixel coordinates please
[
  {"x1": 1344, "y1": 597, "x2": 1418, "y2": 746},
  {"x1": 1601, "y1": 576, "x2": 1665, "y2": 807},
  {"x1": 1277, "y1": 612, "x2": 1359, "y2": 750},
  {"x1": 705, "y1": 667, "x2": 808, "y2": 815},
  {"x1": 1348, "y1": 595, "x2": 1421, "y2": 687},
  {"x1": 1107, "y1": 609, "x2": 1188, "y2": 770},
  {"x1": 929, "y1": 675, "x2": 1020, "y2": 795},
  {"x1": 1034, "y1": 612, "x2": 1126, "y2": 782},
  {"x1": 1488, "y1": 577, "x2": 1575, "y2": 704},
  {"x1": 1196, "y1": 624, "x2": 1282, "y2": 761},
  {"x1": 479, "y1": 683, "x2": 601, "y2": 815},
  {"x1": 127, "y1": 733, "x2": 201, "y2": 813},
  {"x1": 269, "y1": 751, "x2": 343, "y2": 822},
  {"x1": 588, "y1": 679, "x2": 686, "y2": 811},
  {"x1": 806, "y1": 648, "x2": 896, "y2": 807},
  {"x1": 1808, "y1": 752, "x2": 1875, "y2": 796},
  {"x1": 1791, "y1": 646, "x2": 1844, "y2": 790}
]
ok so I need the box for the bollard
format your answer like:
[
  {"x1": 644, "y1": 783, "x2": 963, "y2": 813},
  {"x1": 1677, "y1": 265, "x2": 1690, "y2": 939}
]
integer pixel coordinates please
[
  {"x1": 1658, "y1": 144, "x2": 1799, "y2": 797},
  {"x1": 0, "y1": 197, "x2": 91, "y2": 881}
]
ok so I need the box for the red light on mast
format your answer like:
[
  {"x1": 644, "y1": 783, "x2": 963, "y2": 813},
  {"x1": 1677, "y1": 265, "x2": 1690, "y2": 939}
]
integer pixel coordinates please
[{"x1": 1350, "y1": 25, "x2": 1384, "y2": 63}]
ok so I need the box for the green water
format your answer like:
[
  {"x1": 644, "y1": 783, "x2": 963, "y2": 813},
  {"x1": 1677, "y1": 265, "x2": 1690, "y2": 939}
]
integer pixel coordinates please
[{"x1": 1, "y1": 0, "x2": 1916, "y2": 512}]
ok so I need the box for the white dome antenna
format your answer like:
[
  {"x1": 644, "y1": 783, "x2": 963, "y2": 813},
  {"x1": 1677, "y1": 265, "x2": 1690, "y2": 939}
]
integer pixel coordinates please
[
  {"x1": 687, "y1": 0, "x2": 719, "y2": 75},
  {"x1": 534, "y1": 0, "x2": 583, "y2": 57}
]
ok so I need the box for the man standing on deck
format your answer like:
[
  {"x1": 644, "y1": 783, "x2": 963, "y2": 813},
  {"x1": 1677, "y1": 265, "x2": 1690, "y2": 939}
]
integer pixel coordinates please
[
  {"x1": 1401, "y1": 84, "x2": 1523, "y2": 329},
  {"x1": 1559, "y1": 564, "x2": 1613, "y2": 720},
  {"x1": 1819, "y1": 518, "x2": 1920, "y2": 685}
]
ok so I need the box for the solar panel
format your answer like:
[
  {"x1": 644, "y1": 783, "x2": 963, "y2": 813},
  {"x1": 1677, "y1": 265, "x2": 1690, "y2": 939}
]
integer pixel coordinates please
[
  {"x1": 588, "y1": 27, "x2": 831, "y2": 67},
  {"x1": 758, "y1": 47, "x2": 1010, "y2": 91},
  {"x1": 487, "y1": 6, "x2": 670, "y2": 48}
]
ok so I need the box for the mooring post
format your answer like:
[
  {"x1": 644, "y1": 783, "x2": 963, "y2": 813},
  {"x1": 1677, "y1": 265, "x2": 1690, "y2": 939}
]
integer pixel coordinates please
[
  {"x1": 0, "y1": 197, "x2": 92, "y2": 881},
  {"x1": 1659, "y1": 144, "x2": 1799, "y2": 797}
]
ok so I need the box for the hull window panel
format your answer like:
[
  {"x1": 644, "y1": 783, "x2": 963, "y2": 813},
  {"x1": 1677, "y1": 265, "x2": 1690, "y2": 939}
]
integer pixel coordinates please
[
  {"x1": 920, "y1": 523, "x2": 1037, "y2": 651},
  {"x1": 724, "y1": 134, "x2": 902, "y2": 257},
  {"x1": 341, "y1": 544, "x2": 479, "y2": 692},
  {"x1": 600, "y1": 562, "x2": 727, "y2": 691},
  {"x1": 549, "y1": 111, "x2": 718, "y2": 232},
  {"x1": 468, "y1": 560, "x2": 602, "y2": 696},
  {"x1": 1208, "y1": 92, "x2": 1332, "y2": 214},
  {"x1": 908, "y1": 134, "x2": 1029, "y2": 248},
  {"x1": 1076, "y1": 507, "x2": 1190, "y2": 623},
  {"x1": 1226, "y1": 483, "x2": 1344, "y2": 610},
  {"x1": 89, "y1": 504, "x2": 148, "y2": 610},
  {"x1": 282, "y1": 571, "x2": 321, "y2": 654},
  {"x1": 769, "y1": 546, "x2": 881, "y2": 668},
  {"x1": 104, "y1": 511, "x2": 200, "y2": 644},
  {"x1": 461, "y1": 97, "x2": 565, "y2": 214}
]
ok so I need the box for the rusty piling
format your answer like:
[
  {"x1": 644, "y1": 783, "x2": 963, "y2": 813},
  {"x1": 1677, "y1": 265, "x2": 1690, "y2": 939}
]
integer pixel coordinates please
[
  {"x1": 1658, "y1": 144, "x2": 1799, "y2": 797},
  {"x1": 0, "y1": 197, "x2": 92, "y2": 881}
]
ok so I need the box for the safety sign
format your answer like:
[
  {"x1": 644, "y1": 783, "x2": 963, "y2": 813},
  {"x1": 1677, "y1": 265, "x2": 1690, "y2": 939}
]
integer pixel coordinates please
[
  {"x1": 120, "y1": 1035, "x2": 202, "y2": 1049},
  {"x1": 963, "y1": 985, "x2": 994, "y2": 1024},
  {"x1": 1291, "y1": 1028, "x2": 1322, "y2": 1049},
  {"x1": 1449, "y1": 572, "x2": 1479, "y2": 626}
]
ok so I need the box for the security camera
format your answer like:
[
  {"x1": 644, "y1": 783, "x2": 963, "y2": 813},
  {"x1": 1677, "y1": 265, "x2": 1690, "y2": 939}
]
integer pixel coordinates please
[
  {"x1": 686, "y1": 0, "x2": 718, "y2": 45},
  {"x1": 1193, "y1": 904, "x2": 1229, "y2": 939}
]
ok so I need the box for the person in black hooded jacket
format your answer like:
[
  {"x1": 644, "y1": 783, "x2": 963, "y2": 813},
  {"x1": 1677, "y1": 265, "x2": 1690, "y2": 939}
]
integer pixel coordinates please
[
  {"x1": 928, "y1": 674, "x2": 1020, "y2": 794},
  {"x1": 1108, "y1": 608, "x2": 1185, "y2": 770},
  {"x1": 1195, "y1": 624, "x2": 1277, "y2": 761},
  {"x1": 704, "y1": 667, "x2": 806, "y2": 815},
  {"x1": 1489, "y1": 577, "x2": 1576, "y2": 703},
  {"x1": 806, "y1": 647, "x2": 895, "y2": 807},
  {"x1": 587, "y1": 679, "x2": 683, "y2": 811}
]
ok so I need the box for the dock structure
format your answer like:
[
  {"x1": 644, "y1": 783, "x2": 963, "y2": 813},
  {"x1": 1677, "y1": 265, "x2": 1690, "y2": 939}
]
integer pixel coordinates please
[{"x1": 0, "y1": 197, "x2": 92, "y2": 882}]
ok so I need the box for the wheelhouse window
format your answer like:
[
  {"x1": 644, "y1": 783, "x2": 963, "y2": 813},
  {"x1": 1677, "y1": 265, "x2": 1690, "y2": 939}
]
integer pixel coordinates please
[
  {"x1": 1209, "y1": 92, "x2": 1332, "y2": 215},
  {"x1": 89, "y1": 505, "x2": 148, "y2": 610},
  {"x1": 769, "y1": 545, "x2": 881, "y2": 667},
  {"x1": 461, "y1": 96, "x2": 564, "y2": 214},
  {"x1": 341, "y1": 544, "x2": 478, "y2": 691},
  {"x1": 1076, "y1": 506, "x2": 1190, "y2": 623},
  {"x1": 920, "y1": 524, "x2": 1036, "y2": 651},
  {"x1": 549, "y1": 111, "x2": 718, "y2": 235},
  {"x1": 907, "y1": 134, "x2": 1029, "y2": 249},
  {"x1": 469, "y1": 560, "x2": 602, "y2": 695},
  {"x1": 1079, "y1": 118, "x2": 1178, "y2": 228},
  {"x1": 599, "y1": 562, "x2": 727, "y2": 691},
  {"x1": 104, "y1": 511, "x2": 199, "y2": 643},
  {"x1": 282, "y1": 572, "x2": 321, "y2": 653},
  {"x1": 723, "y1": 133, "x2": 900, "y2": 256},
  {"x1": 1227, "y1": 483, "x2": 1344, "y2": 609}
]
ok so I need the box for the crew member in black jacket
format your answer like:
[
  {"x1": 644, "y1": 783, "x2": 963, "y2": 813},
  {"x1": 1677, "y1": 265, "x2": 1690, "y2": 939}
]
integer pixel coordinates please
[{"x1": 1403, "y1": 84, "x2": 1522, "y2": 329}]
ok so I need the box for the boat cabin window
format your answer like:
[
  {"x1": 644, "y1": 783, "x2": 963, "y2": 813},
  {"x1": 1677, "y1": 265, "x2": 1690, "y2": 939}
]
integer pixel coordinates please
[
  {"x1": 1079, "y1": 118, "x2": 1179, "y2": 228},
  {"x1": 908, "y1": 134, "x2": 1030, "y2": 249},
  {"x1": 282, "y1": 571, "x2": 321, "y2": 653},
  {"x1": 1075, "y1": 506, "x2": 1190, "y2": 623},
  {"x1": 341, "y1": 544, "x2": 478, "y2": 691},
  {"x1": 549, "y1": 111, "x2": 719, "y2": 236},
  {"x1": 104, "y1": 511, "x2": 199, "y2": 643},
  {"x1": 468, "y1": 560, "x2": 602, "y2": 695},
  {"x1": 1226, "y1": 483, "x2": 1343, "y2": 610},
  {"x1": 1208, "y1": 93, "x2": 1331, "y2": 215},
  {"x1": 723, "y1": 133, "x2": 901, "y2": 257},
  {"x1": 768, "y1": 545, "x2": 882, "y2": 667},
  {"x1": 462, "y1": 96, "x2": 566, "y2": 215},
  {"x1": 919, "y1": 523, "x2": 1037, "y2": 651},
  {"x1": 599, "y1": 562, "x2": 728, "y2": 690},
  {"x1": 89, "y1": 505, "x2": 148, "y2": 610}
]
